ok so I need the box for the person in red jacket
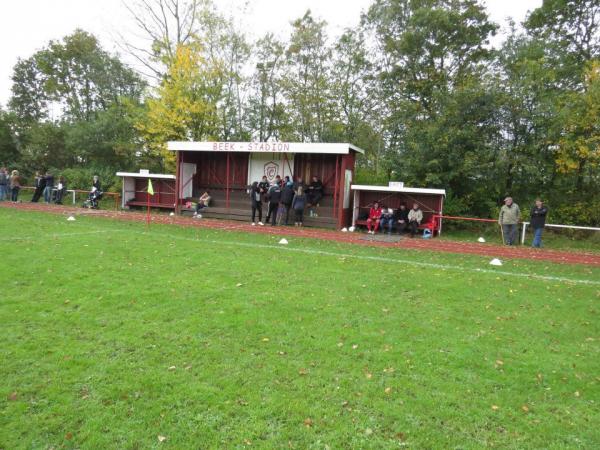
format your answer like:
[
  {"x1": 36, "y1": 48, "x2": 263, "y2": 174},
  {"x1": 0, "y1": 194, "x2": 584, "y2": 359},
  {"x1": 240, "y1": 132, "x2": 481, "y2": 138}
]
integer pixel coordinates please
[{"x1": 367, "y1": 201, "x2": 383, "y2": 234}]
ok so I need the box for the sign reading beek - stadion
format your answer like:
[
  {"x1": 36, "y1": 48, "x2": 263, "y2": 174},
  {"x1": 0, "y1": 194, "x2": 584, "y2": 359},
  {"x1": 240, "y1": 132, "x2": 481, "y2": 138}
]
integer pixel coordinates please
[{"x1": 167, "y1": 141, "x2": 362, "y2": 155}]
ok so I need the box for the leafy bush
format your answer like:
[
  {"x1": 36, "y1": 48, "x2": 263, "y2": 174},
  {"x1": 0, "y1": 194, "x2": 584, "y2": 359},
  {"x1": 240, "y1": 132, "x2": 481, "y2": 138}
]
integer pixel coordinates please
[{"x1": 57, "y1": 167, "x2": 120, "y2": 192}]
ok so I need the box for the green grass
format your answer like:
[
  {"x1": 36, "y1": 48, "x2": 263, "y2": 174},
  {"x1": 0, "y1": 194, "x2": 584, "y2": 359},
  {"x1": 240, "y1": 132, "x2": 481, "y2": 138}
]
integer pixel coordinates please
[
  {"x1": 1, "y1": 208, "x2": 599, "y2": 449},
  {"x1": 440, "y1": 224, "x2": 600, "y2": 254}
]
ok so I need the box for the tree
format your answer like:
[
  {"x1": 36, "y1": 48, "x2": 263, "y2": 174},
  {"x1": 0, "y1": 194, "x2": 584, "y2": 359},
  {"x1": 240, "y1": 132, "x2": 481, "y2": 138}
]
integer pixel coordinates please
[
  {"x1": 246, "y1": 34, "x2": 289, "y2": 141},
  {"x1": 556, "y1": 62, "x2": 600, "y2": 190},
  {"x1": 283, "y1": 10, "x2": 335, "y2": 142},
  {"x1": 364, "y1": 0, "x2": 497, "y2": 203},
  {"x1": 526, "y1": 0, "x2": 600, "y2": 86},
  {"x1": 136, "y1": 43, "x2": 222, "y2": 170},
  {"x1": 0, "y1": 109, "x2": 19, "y2": 166},
  {"x1": 122, "y1": 0, "x2": 202, "y2": 79},
  {"x1": 10, "y1": 30, "x2": 145, "y2": 123}
]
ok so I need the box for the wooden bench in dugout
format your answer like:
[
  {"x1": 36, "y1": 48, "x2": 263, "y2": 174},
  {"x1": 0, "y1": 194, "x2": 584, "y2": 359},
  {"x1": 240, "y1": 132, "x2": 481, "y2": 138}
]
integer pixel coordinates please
[{"x1": 355, "y1": 212, "x2": 440, "y2": 235}]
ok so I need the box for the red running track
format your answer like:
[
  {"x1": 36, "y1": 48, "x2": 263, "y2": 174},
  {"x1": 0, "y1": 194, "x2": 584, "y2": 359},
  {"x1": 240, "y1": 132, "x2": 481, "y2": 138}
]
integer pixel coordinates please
[{"x1": 3, "y1": 201, "x2": 600, "y2": 267}]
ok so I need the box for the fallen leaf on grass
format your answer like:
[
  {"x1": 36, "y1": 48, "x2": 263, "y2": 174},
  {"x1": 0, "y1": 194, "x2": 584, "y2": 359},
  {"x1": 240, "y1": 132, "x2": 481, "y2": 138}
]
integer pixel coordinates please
[
  {"x1": 352, "y1": 344, "x2": 358, "y2": 349},
  {"x1": 298, "y1": 368, "x2": 309, "y2": 376},
  {"x1": 158, "y1": 435, "x2": 167, "y2": 442},
  {"x1": 303, "y1": 418, "x2": 313, "y2": 428},
  {"x1": 65, "y1": 432, "x2": 73, "y2": 440},
  {"x1": 491, "y1": 405, "x2": 499, "y2": 411},
  {"x1": 574, "y1": 391, "x2": 580, "y2": 397},
  {"x1": 384, "y1": 387, "x2": 392, "y2": 394},
  {"x1": 495, "y1": 360, "x2": 504, "y2": 366},
  {"x1": 522, "y1": 405, "x2": 529, "y2": 412}
]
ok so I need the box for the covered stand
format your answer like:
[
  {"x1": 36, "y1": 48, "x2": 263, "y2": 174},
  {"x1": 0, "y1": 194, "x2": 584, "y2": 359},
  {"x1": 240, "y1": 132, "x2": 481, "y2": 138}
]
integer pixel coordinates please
[
  {"x1": 351, "y1": 184, "x2": 446, "y2": 234},
  {"x1": 167, "y1": 142, "x2": 364, "y2": 229},
  {"x1": 116, "y1": 171, "x2": 176, "y2": 209}
]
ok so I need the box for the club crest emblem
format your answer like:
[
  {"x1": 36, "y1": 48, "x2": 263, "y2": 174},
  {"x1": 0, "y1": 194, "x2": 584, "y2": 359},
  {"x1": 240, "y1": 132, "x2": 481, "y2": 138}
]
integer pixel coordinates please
[{"x1": 264, "y1": 161, "x2": 279, "y2": 182}]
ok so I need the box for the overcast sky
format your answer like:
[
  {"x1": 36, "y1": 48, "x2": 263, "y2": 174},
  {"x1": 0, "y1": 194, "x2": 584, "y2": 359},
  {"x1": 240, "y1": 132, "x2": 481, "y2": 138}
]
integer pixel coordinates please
[{"x1": 0, "y1": 0, "x2": 542, "y2": 107}]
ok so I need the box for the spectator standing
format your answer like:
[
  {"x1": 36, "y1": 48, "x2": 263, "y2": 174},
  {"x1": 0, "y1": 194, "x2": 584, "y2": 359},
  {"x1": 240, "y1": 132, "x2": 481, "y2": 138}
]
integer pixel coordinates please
[
  {"x1": 0, "y1": 167, "x2": 8, "y2": 201},
  {"x1": 366, "y1": 201, "x2": 383, "y2": 234},
  {"x1": 258, "y1": 176, "x2": 270, "y2": 204},
  {"x1": 31, "y1": 171, "x2": 46, "y2": 202},
  {"x1": 499, "y1": 197, "x2": 520, "y2": 245},
  {"x1": 293, "y1": 177, "x2": 305, "y2": 193},
  {"x1": 250, "y1": 182, "x2": 264, "y2": 226},
  {"x1": 530, "y1": 199, "x2": 548, "y2": 248},
  {"x1": 292, "y1": 187, "x2": 306, "y2": 226},
  {"x1": 266, "y1": 182, "x2": 282, "y2": 226},
  {"x1": 306, "y1": 176, "x2": 324, "y2": 217},
  {"x1": 55, "y1": 176, "x2": 67, "y2": 204},
  {"x1": 395, "y1": 203, "x2": 409, "y2": 233},
  {"x1": 43, "y1": 171, "x2": 54, "y2": 203},
  {"x1": 9, "y1": 170, "x2": 21, "y2": 202},
  {"x1": 408, "y1": 203, "x2": 423, "y2": 237},
  {"x1": 281, "y1": 182, "x2": 295, "y2": 225}
]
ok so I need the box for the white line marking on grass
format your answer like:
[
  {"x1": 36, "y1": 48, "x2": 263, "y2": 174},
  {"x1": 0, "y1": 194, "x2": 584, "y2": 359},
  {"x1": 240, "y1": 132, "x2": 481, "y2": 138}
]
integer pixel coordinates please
[{"x1": 140, "y1": 231, "x2": 600, "y2": 286}]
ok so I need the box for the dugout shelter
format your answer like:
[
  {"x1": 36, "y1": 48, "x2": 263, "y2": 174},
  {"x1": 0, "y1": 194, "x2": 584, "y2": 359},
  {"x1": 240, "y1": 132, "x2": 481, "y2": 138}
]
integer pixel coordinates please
[{"x1": 167, "y1": 141, "x2": 364, "y2": 229}]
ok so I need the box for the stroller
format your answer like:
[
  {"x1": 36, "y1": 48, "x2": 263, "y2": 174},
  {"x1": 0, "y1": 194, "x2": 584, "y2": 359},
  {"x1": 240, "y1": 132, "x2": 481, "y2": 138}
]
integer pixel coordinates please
[{"x1": 83, "y1": 187, "x2": 103, "y2": 209}]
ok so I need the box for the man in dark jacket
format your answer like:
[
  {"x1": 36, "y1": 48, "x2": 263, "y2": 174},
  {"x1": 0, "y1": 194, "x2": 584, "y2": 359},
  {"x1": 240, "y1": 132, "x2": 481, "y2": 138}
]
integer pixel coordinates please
[
  {"x1": 395, "y1": 203, "x2": 409, "y2": 233},
  {"x1": 31, "y1": 171, "x2": 46, "y2": 203},
  {"x1": 530, "y1": 199, "x2": 548, "y2": 248},
  {"x1": 258, "y1": 176, "x2": 270, "y2": 205},
  {"x1": 266, "y1": 183, "x2": 282, "y2": 226},
  {"x1": 281, "y1": 183, "x2": 295, "y2": 225},
  {"x1": 307, "y1": 176, "x2": 324, "y2": 217}
]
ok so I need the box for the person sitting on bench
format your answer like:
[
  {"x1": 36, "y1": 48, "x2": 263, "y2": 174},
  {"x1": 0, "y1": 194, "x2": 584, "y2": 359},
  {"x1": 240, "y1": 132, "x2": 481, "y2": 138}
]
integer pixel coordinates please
[
  {"x1": 306, "y1": 176, "x2": 324, "y2": 217},
  {"x1": 379, "y1": 207, "x2": 395, "y2": 235},
  {"x1": 408, "y1": 203, "x2": 423, "y2": 237},
  {"x1": 193, "y1": 191, "x2": 211, "y2": 217},
  {"x1": 395, "y1": 203, "x2": 409, "y2": 233},
  {"x1": 367, "y1": 201, "x2": 383, "y2": 234}
]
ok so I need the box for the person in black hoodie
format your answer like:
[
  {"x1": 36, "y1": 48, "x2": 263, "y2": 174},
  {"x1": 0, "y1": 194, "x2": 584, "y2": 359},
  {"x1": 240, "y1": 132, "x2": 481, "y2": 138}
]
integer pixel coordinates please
[
  {"x1": 250, "y1": 182, "x2": 264, "y2": 226},
  {"x1": 266, "y1": 182, "x2": 282, "y2": 226},
  {"x1": 395, "y1": 203, "x2": 409, "y2": 234},
  {"x1": 281, "y1": 182, "x2": 295, "y2": 225},
  {"x1": 530, "y1": 199, "x2": 548, "y2": 248},
  {"x1": 258, "y1": 176, "x2": 270, "y2": 205},
  {"x1": 307, "y1": 176, "x2": 324, "y2": 217},
  {"x1": 31, "y1": 171, "x2": 46, "y2": 203}
]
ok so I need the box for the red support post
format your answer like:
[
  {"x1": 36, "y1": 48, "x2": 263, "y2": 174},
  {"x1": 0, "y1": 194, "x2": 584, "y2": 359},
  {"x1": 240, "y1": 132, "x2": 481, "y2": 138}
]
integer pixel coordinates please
[
  {"x1": 175, "y1": 151, "x2": 181, "y2": 213},
  {"x1": 226, "y1": 151, "x2": 230, "y2": 209},
  {"x1": 333, "y1": 155, "x2": 340, "y2": 218}
]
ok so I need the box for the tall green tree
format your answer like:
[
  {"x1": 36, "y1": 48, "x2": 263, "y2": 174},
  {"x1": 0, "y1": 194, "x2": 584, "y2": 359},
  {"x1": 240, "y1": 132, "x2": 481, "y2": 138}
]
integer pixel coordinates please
[
  {"x1": 136, "y1": 43, "x2": 222, "y2": 170},
  {"x1": 364, "y1": 0, "x2": 497, "y2": 206},
  {"x1": 283, "y1": 10, "x2": 335, "y2": 142},
  {"x1": 247, "y1": 34, "x2": 289, "y2": 141}
]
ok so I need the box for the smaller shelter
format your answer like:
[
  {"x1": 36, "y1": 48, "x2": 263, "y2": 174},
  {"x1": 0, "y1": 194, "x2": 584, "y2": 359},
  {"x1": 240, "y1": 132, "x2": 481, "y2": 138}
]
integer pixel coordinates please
[
  {"x1": 116, "y1": 170, "x2": 176, "y2": 209},
  {"x1": 351, "y1": 183, "x2": 446, "y2": 234}
]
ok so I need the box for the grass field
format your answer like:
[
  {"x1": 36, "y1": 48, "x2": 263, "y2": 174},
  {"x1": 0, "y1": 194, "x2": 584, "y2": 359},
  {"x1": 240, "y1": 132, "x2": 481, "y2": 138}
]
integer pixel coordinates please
[{"x1": 1, "y1": 208, "x2": 599, "y2": 449}]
